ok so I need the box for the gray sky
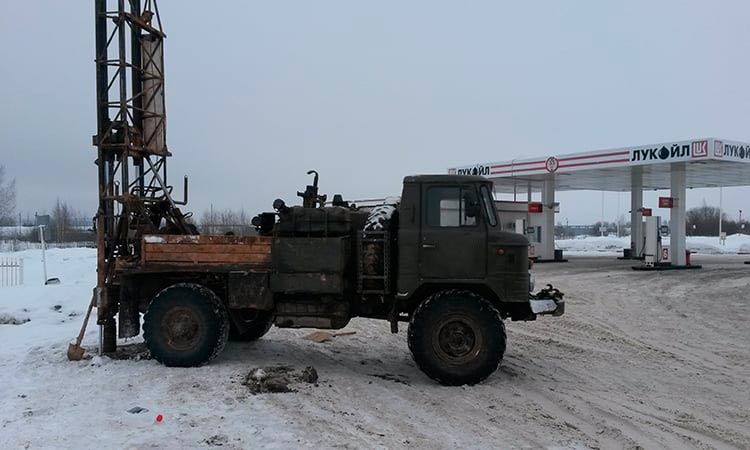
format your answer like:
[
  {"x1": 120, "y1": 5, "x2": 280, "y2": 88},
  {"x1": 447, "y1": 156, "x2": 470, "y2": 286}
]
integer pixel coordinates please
[{"x1": 2, "y1": 0, "x2": 750, "y2": 224}]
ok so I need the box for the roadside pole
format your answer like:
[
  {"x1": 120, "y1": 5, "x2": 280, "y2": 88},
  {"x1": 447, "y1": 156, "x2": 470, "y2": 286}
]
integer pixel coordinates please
[
  {"x1": 719, "y1": 186, "x2": 724, "y2": 246},
  {"x1": 39, "y1": 225, "x2": 48, "y2": 284}
]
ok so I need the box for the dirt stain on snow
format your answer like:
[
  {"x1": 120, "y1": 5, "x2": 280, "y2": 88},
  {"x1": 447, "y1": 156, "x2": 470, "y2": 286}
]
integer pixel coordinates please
[
  {"x1": 368, "y1": 372, "x2": 411, "y2": 385},
  {"x1": 0, "y1": 313, "x2": 30, "y2": 325},
  {"x1": 105, "y1": 342, "x2": 151, "y2": 361},
  {"x1": 241, "y1": 365, "x2": 318, "y2": 394},
  {"x1": 203, "y1": 434, "x2": 229, "y2": 446}
]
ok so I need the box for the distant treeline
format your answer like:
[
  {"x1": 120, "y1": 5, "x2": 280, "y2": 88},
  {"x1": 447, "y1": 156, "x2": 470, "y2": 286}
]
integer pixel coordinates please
[
  {"x1": 686, "y1": 203, "x2": 747, "y2": 235},
  {"x1": 1, "y1": 199, "x2": 94, "y2": 243}
]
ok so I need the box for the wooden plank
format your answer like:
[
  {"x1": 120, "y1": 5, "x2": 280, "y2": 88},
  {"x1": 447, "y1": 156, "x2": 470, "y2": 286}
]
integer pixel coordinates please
[
  {"x1": 122, "y1": 263, "x2": 270, "y2": 274},
  {"x1": 143, "y1": 243, "x2": 271, "y2": 254},
  {"x1": 143, "y1": 234, "x2": 272, "y2": 245},
  {"x1": 145, "y1": 253, "x2": 271, "y2": 263},
  {"x1": 144, "y1": 252, "x2": 271, "y2": 264}
]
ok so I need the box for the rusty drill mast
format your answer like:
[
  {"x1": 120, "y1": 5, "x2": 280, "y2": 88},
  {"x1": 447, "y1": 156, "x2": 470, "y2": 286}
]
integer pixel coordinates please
[{"x1": 93, "y1": 0, "x2": 192, "y2": 352}]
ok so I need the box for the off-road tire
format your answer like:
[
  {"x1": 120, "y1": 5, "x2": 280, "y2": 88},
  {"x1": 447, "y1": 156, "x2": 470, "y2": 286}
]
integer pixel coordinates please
[
  {"x1": 229, "y1": 310, "x2": 274, "y2": 341},
  {"x1": 364, "y1": 202, "x2": 398, "y2": 232},
  {"x1": 143, "y1": 283, "x2": 230, "y2": 367},
  {"x1": 408, "y1": 290, "x2": 506, "y2": 386}
]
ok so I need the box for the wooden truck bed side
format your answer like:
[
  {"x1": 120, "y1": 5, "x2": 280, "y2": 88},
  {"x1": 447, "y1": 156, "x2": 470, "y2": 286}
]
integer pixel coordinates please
[{"x1": 131, "y1": 234, "x2": 273, "y2": 272}]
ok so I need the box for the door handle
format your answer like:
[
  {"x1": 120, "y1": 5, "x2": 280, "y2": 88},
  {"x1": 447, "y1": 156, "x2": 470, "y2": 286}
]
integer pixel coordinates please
[{"x1": 422, "y1": 244, "x2": 436, "y2": 249}]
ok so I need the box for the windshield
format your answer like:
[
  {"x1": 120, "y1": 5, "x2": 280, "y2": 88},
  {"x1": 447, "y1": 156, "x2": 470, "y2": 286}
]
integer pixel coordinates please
[{"x1": 479, "y1": 185, "x2": 497, "y2": 226}]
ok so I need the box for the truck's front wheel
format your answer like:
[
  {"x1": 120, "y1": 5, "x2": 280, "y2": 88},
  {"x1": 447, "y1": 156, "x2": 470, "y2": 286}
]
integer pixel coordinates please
[
  {"x1": 143, "y1": 283, "x2": 230, "y2": 367},
  {"x1": 408, "y1": 290, "x2": 506, "y2": 386}
]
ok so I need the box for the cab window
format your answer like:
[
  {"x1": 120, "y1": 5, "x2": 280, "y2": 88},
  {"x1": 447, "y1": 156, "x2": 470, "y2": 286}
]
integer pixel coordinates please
[{"x1": 425, "y1": 186, "x2": 479, "y2": 227}]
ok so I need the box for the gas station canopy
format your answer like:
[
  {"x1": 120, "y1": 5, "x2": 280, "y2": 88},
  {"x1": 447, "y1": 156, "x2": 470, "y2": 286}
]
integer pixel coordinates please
[
  {"x1": 448, "y1": 138, "x2": 750, "y2": 266},
  {"x1": 449, "y1": 138, "x2": 750, "y2": 193}
]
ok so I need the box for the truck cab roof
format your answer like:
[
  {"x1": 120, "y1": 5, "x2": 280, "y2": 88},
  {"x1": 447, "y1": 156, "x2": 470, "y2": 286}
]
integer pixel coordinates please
[{"x1": 403, "y1": 174, "x2": 490, "y2": 184}]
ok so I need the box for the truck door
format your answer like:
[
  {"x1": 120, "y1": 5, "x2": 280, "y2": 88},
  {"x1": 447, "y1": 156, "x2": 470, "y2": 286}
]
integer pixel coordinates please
[{"x1": 419, "y1": 185, "x2": 487, "y2": 279}]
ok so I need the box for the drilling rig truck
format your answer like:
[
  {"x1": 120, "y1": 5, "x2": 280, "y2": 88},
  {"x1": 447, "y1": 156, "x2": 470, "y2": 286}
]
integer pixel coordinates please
[{"x1": 90, "y1": 0, "x2": 563, "y2": 386}]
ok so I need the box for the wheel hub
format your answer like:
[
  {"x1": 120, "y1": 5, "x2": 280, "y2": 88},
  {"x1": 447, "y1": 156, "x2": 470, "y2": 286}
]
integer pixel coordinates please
[
  {"x1": 433, "y1": 316, "x2": 482, "y2": 364},
  {"x1": 163, "y1": 307, "x2": 202, "y2": 350}
]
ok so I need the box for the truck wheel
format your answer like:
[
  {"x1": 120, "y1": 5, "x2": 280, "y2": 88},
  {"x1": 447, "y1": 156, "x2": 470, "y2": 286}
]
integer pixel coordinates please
[
  {"x1": 408, "y1": 290, "x2": 506, "y2": 386},
  {"x1": 143, "y1": 283, "x2": 230, "y2": 367},
  {"x1": 229, "y1": 310, "x2": 274, "y2": 341}
]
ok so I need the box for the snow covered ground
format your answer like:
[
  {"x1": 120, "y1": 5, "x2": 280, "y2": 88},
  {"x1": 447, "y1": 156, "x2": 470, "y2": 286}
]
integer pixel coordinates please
[
  {"x1": 557, "y1": 234, "x2": 750, "y2": 256},
  {"x1": 1, "y1": 248, "x2": 749, "y2": 448}
]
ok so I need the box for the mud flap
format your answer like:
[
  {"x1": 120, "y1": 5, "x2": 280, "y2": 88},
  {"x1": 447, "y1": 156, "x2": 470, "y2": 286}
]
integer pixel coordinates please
[{"x1": 118, "y1": 285, "x2": 141, "y2": 339}]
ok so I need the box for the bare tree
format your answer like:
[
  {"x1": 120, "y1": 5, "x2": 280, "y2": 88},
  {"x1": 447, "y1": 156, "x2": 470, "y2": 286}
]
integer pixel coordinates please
[
  {"x1": 0, "y1": 165, "x2": 17, "y2": 223},
  {"x1": 199, "y1": 207, "x2": 253, "y2": 235},
  {"x1": 51, "y1": 199, "x2": 74, "y2": 242}
]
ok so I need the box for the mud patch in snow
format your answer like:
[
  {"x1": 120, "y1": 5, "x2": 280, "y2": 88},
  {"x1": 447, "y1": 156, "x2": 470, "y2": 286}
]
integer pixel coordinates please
[
  {"x1": 203, "y1": 434, "x2": 230, "y2": 446},
  {"x1": 368, "y1": 372, "x2": 411, "y2": 385},
  {"x1": 0, "y1": 313, "x2": 30, "y2": 325},
  {"x1": 105, "y1": 342, "x2": 151, "y2": 361},
  {"x1": 242, "y1": 365, "x2": 318, "y2": 394}
]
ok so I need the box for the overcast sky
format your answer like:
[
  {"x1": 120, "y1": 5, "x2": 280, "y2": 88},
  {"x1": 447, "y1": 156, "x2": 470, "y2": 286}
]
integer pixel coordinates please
[{"x1": 2, "y1": 0, "x2": 750, "y2": 225}]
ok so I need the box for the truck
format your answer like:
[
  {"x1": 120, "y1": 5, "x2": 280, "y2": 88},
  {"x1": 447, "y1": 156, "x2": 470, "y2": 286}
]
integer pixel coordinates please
[
  {"x1": 111, "y1": 171, "x2": 564, "y2": 386},
  {"x1": 89, "y1": 1, "x2": 562, "y2": 386}
]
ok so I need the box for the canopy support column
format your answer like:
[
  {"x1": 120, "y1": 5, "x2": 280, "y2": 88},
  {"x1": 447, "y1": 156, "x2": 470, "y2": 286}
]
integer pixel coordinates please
[
  {"x1": 631, "y1": 168, "x2": 644, "y2": 257},
  {"x1": 670, "y1": 163, "x2": 687, "y2": 266},
  {"x1": 541, "y1": 177, "x2": 555, "y2": 260}
]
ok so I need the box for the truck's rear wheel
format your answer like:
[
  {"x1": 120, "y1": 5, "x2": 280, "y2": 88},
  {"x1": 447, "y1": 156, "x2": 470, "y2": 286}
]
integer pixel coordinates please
[
  {"x1": 408, "y1": 290, "x2": 506, "y2": 386},
  {"x1": 229, "y1": 310, "x2": 274, "y2": 341},
  {"x1": 143, "y1": 283, "x2": 229, "y2": 367}
]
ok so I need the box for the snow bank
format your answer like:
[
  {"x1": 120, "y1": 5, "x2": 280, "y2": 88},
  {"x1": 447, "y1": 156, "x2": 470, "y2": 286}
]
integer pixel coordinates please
[
  {"x1": 556, "y1": 236, "x2": 629, "y2": 255},
  {"x1": 0, "y1": 226, "x2": 34, "y2": 238},
  {"x1": 683, "y1": 234, "x2": 750, "y2": 254},
  {"x1": 556, "y1": 234, "x2": 750, "y2": 255}
]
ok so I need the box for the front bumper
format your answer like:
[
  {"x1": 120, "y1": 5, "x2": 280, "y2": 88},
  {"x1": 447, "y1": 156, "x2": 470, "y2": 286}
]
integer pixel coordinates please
[{"x1": 529, "y1": 284, "x2": 565, "y2": 317}]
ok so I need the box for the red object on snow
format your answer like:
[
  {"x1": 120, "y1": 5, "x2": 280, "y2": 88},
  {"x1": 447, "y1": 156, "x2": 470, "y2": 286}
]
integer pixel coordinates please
[{"x1": 156, "y1": 414, "x2": 163, "y2": 423}]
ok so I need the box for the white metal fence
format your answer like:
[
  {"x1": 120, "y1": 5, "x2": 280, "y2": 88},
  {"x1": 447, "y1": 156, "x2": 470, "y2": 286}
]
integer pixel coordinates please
[
  {"x1": 0, "y1": 257, "x2": 23, "y2": 287},
  {"x1": 0, "y1": 240, "x2": 96, "y2": 252}
]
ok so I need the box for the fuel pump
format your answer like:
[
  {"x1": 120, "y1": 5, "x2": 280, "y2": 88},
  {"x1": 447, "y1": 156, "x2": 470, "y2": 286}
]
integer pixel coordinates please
[{"x1": 643, "y1": 216, "x2": 662, "y2": 267}]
